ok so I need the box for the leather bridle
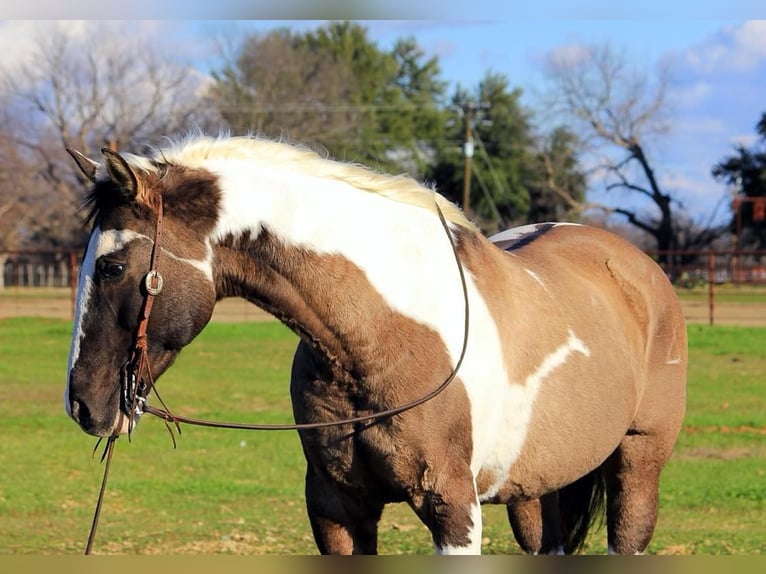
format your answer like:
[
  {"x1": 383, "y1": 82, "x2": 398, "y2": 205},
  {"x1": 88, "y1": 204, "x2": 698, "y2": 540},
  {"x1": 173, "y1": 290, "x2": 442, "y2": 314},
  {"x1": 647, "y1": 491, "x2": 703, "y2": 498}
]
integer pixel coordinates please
[
  {"x1": 85, "y1": 195, "x2": 470, "y2": 554},
  {"x1": 122, "y1": 197, "x2": 165, "y2": 437}
]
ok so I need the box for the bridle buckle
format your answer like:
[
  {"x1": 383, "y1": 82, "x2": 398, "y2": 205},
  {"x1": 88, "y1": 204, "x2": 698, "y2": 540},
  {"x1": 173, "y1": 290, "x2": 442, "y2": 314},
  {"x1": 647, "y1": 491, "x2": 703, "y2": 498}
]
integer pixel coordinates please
[{"x1": 144, "y1": 269, "x2": 164, "y2": 296}]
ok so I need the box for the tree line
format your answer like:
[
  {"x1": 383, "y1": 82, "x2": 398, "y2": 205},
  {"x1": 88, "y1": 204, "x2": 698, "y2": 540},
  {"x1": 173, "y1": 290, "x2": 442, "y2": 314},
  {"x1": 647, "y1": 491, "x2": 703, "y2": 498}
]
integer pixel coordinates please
[{"x1": 0, "y1": 21, "x2": 762, "y2": 256}]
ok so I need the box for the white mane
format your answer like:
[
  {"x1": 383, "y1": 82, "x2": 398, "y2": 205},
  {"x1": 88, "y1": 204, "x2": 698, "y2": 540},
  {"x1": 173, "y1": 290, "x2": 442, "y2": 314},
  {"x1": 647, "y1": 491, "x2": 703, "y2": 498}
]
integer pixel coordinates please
[{"x1": 130, "y1": 134, "x2": 478, "y2": 232}]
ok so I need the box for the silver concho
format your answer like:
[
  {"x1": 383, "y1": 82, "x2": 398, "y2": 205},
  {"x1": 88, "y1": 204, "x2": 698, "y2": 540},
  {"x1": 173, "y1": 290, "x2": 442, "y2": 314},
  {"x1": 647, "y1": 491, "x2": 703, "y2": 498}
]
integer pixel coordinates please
[{"x1": 144, "y1": 270, "x2": 164, "y2": 296}]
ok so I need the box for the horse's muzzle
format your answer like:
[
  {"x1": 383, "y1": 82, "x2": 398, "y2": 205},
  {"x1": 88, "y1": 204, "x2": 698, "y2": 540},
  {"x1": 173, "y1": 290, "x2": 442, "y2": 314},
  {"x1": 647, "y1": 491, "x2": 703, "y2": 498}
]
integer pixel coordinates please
[{"x1": 68, "y1": 395, "x2": 133, "y2": 437}]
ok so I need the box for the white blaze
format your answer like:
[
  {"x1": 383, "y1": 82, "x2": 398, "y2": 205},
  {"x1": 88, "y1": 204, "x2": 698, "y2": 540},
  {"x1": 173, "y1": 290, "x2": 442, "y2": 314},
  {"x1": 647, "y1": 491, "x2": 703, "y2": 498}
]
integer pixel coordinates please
[{"x1": 64, "y1": 228, "x2": 101, "y2": 418}]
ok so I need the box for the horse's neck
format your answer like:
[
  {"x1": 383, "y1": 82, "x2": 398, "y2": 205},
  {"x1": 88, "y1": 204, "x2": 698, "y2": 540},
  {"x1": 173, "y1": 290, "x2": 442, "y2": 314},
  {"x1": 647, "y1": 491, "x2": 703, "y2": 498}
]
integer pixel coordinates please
[{"x1": 209, "y1": 169, "x2": 469, "y2": 374}]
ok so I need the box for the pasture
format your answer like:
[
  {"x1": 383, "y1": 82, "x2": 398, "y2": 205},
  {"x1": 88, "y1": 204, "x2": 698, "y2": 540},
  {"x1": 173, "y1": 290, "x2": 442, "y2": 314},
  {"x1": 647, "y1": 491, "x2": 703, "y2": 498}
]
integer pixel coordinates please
[{"x1": 0, "y1": 306, "x2": 764, "y2": 554}]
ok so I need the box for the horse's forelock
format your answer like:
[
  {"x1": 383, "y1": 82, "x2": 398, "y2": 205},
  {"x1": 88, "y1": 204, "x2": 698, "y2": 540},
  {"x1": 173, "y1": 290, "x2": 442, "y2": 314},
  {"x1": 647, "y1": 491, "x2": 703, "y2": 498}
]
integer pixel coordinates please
[{"x1": 82, "y1": 172, "x2": 161, "y2": 230}]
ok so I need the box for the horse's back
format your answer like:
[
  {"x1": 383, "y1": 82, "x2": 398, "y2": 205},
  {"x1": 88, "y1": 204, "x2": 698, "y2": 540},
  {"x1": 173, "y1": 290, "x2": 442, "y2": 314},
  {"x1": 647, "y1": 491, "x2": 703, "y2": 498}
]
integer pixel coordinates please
[{"x1": 490, "y1": 222, "x2": 684, "y2": 342}]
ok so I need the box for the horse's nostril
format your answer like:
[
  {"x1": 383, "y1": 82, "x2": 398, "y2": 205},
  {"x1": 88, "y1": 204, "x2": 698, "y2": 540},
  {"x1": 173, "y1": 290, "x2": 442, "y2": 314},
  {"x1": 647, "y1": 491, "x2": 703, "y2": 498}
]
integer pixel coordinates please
[
  {"x1": 70, "y1": 400, "x2": 80, "y2": 422},
  {"x1": 70, "y1": 400, "x2": 85, "y2": 424}
]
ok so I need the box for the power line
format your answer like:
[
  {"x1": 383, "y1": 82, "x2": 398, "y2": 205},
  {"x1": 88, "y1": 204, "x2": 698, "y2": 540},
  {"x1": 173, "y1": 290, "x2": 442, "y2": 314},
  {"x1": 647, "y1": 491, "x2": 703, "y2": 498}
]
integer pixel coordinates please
[
  {"x1": 214, "y1": 102, "x2": 441, "y2": 113},
  {"x1": 471, "y1": 126, "x2": 512, "y2": 202}
]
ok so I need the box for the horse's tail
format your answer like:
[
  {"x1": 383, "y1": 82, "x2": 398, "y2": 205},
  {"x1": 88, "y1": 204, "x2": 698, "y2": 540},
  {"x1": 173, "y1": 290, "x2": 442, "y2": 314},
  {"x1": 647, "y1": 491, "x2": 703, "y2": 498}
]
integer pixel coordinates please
[{"x1": 558, "y1": 467, "x2": 607, "y2": 554}]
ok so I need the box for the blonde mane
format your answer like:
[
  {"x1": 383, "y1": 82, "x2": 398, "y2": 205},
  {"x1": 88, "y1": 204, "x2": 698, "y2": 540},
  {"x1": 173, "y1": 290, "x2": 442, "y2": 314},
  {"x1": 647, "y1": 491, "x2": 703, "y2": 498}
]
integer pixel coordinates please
[{"x1": 133, "y1": 134, "x2": 478, "y2": 232}]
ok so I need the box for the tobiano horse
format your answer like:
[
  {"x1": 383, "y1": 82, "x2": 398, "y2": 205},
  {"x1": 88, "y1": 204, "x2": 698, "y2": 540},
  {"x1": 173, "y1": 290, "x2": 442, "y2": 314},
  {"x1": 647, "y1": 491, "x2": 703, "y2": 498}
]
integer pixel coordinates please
[{"x1": 64, "y1": 134, "x2": 687, "y2": 554}]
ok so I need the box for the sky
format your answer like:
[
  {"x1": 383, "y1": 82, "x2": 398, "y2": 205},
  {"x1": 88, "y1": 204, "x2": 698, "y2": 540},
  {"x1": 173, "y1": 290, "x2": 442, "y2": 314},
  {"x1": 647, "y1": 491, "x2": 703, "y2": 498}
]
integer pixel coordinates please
[{"x1": 1, "y1": 4, "x2": 765, "y2": 225}]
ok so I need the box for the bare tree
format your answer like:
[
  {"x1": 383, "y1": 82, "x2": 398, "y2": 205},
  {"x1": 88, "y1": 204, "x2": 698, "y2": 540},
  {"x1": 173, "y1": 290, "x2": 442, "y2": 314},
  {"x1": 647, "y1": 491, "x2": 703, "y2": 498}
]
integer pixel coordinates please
[
  {"x1": 208, "y1": 28, "x2": 357, "y2": 145},
  {"x1": 528, "y1": 126, "x2": 589, "y2": 223},
  {"x1": 0, "y1": 23, "x2": 218, "y2": 249},
  {"x1": 541, "y1": 43, "x2": 724, "y2": 255}
]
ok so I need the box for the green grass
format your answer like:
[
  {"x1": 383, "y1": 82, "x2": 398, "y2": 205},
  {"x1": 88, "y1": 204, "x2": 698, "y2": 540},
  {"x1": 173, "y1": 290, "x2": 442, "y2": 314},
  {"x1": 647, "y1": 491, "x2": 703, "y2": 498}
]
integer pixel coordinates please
[
  {"x1": 678, "y1": 283, "x2": 766, "y2": 304},
  {"x1": 0, "y1": 317, "x2": 764, "y2": 554}
]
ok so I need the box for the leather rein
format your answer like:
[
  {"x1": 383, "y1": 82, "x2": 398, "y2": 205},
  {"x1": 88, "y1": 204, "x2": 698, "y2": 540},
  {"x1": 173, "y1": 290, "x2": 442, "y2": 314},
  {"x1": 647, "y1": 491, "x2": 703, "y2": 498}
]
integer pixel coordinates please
[
  {"x1": 134, "y1": 198, "x2": 470, "y2": 433},
  {"x1": 84, "y1": 196, "x2": 470, "y2": 554}
]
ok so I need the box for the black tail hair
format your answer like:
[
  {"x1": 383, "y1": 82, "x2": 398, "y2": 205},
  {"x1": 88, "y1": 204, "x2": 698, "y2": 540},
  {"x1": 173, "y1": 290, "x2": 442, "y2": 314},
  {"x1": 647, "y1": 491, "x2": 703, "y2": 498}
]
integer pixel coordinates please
[{"x1": 558, "y1": 467, "x2": 607, "y2": 554}]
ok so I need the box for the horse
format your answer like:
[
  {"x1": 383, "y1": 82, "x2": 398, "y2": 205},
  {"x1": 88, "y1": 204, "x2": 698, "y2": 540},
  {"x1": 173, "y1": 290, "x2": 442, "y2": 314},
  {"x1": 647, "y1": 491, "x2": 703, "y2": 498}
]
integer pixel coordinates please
[{"x1": 64, "y1": 134, "x2": 687, "y2": 555}]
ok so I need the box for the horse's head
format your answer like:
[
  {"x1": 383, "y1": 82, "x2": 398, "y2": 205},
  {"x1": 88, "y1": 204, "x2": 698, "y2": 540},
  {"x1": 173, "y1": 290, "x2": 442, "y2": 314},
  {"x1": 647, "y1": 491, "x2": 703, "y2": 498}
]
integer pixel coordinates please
[{"x1": 65, "y1": 147, "x2": 220, "y2": 437}]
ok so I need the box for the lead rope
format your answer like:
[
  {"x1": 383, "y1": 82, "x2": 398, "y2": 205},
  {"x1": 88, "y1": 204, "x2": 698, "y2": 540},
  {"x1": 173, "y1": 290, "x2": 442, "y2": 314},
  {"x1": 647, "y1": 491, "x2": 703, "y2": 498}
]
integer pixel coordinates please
[
  {"x1": 84, "y1": 437, "x2": 116, "y2": 554},
  {"x1": 84, "y1": 198, "x2": 470, "y2": 553}
]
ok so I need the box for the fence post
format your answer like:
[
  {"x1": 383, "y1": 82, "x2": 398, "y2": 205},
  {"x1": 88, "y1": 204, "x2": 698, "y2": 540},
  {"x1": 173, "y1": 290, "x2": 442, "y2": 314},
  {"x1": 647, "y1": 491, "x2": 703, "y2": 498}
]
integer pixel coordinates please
[{"x1": 708, "y1": 252, "x2": 715, "y2": 326}]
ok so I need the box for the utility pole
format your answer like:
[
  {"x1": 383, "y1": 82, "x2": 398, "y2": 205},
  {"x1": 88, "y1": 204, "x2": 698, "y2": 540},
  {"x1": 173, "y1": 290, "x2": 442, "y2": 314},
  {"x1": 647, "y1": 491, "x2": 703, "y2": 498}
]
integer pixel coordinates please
[{"x1": 462, "y1": 100, "x2": 475, "y2": 216}]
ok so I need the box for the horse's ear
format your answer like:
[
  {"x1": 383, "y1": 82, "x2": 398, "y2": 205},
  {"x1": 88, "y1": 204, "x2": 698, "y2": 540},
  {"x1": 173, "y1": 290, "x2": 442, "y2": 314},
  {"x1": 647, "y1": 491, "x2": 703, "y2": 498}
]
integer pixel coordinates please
[
  {"x1": 66, "y1": 148, "x2": 100, "y2": 184},
  {"x1": 101, "y1": 148, "x2": 144, "y2": 203}
]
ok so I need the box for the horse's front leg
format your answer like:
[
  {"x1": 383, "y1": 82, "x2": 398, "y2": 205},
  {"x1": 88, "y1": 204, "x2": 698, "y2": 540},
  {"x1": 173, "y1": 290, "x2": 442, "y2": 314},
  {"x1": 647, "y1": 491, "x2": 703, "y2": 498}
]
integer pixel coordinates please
[
  {"x1": 408, "y1": 464, "x2": 483, "y2": 554},
  {"x1": 304, "y1": 464, "x2": 383, "y2": 554}
]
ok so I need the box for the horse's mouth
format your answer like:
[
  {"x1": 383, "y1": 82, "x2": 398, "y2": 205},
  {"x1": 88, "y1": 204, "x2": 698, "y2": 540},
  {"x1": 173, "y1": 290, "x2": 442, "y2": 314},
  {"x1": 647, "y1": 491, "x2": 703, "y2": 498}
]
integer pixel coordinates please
[
  {"x1": 120, "y1": 362, "x2": 149, "y2": 424},
  {"x1": 113, "y1": 371, "x2": 147, "y2": 436},
  {"x1": 114, "y1": 408, "x2": 143, "y2": 436}
]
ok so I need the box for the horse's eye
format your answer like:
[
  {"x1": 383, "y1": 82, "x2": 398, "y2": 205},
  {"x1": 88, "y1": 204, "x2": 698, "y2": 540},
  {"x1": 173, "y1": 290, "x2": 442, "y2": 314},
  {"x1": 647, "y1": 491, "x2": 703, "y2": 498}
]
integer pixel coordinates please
[{"x1": 96, "y1": 259, "x2": 125, "y2": 282}]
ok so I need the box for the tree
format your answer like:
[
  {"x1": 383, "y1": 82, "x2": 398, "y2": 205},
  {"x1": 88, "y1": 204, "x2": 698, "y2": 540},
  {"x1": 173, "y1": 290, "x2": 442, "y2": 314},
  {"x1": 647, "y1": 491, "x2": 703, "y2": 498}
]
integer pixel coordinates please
[
  {"x1": 208, "y1": 21, "x2": 446, "y2": 177},
  {"x1": 712, "y1": 111, "x2": 766, "y2": 249},
  {"x1": 541, "y1": 43, "x2": 724, "y2": 256},
  {"x1": 0, "y1": 23, "x2": 215, "y2": 250},
  {"x1": 0, "y1": 104, "x2": 48, "y2": 249},
  {"x1": 526, "y1": 126, "x2": 588, "y2": 223},
  {"x1": 209, "y1": 27, "x2": 356, "y2": 145}
]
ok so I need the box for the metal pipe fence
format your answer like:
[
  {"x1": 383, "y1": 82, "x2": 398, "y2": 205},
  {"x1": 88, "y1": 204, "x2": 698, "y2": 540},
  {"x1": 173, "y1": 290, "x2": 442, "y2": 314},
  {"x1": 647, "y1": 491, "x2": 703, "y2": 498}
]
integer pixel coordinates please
[{"x1": 3, "y1": 248, "x2": 766, "y2": 325}]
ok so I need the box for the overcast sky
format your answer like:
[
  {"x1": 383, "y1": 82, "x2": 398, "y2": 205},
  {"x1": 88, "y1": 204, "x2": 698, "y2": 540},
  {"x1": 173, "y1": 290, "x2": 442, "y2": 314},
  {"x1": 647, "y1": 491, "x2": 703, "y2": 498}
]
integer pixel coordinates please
[{"x1": 1, "y1": 10, "x2": 764, "y2": 223}]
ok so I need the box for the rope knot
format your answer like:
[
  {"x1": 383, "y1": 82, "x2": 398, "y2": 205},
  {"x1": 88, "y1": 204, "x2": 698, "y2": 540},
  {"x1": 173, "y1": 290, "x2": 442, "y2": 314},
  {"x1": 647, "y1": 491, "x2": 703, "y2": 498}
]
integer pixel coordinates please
[{"x1": 135, "y1": 335, "x2": 148, "y2": 353}]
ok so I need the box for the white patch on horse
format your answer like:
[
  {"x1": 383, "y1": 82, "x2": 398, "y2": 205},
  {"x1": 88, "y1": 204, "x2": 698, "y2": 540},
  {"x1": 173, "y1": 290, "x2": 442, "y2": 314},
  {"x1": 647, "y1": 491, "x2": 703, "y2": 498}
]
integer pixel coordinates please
[
  {"x1": 665, "y1": 358, "x2": 682, "y2": 365},
  {"x1": 476, "y1": 329, "x2": 591, "y2": 501},
  {"x1": 65, "y1": 227, "x2": 101, "y2": 418},
  {"x1": 524, "y1": 268, "x2": 547, "y2": 291},
  {"x1": 205, "y1": 156, "x2": 509, "y2": 416},
  {"x1": 434, "y1": 493, "x2": 483, "y2": 555},
  {"x1": 161, "y1": 239, "x2": 214, "y2": 281}
]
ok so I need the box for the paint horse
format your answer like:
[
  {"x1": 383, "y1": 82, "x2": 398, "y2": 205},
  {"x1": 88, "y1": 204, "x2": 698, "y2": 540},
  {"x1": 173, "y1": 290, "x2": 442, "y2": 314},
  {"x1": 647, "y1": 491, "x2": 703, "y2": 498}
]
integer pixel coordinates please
[{"x1": 65, "y1": 134, "x2": 687, "y2": 554}]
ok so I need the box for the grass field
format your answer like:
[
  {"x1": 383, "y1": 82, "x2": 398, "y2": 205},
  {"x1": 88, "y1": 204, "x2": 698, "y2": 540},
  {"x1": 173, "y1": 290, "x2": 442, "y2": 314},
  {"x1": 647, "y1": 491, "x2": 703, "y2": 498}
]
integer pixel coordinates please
[{"x1": 0, "y1": 316, "x2": 764, "y2": 555}]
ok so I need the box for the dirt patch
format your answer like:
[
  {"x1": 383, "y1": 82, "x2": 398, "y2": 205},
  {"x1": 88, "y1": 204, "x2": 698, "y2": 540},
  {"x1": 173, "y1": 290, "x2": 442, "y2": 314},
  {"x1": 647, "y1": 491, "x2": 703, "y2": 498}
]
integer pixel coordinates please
[
  {"x1": 0, "y1": 291, "x2": 274, "y2": 322},
  {"x1": 3, "y1": 289, "x2": 766, "y2": 326},
  {"x1": 676, "y1": 447, "x2": 759, "y2": 461},
  {"x1": 683, "y1": 424, "x2": 766, "y2": 436}
]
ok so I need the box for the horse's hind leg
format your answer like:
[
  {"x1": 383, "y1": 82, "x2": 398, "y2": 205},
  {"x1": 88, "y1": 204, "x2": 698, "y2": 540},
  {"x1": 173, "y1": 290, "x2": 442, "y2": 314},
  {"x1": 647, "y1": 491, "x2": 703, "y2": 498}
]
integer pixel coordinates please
[
  {"x1": 304, "y1": 465, "x2": 383, "y2": 554},
  {"x1": 507, "y1": 494, "x2": 562, "y2": 554},
  {"x1": 603, "y1": 433, "x2": 673, "y2": 554}
]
